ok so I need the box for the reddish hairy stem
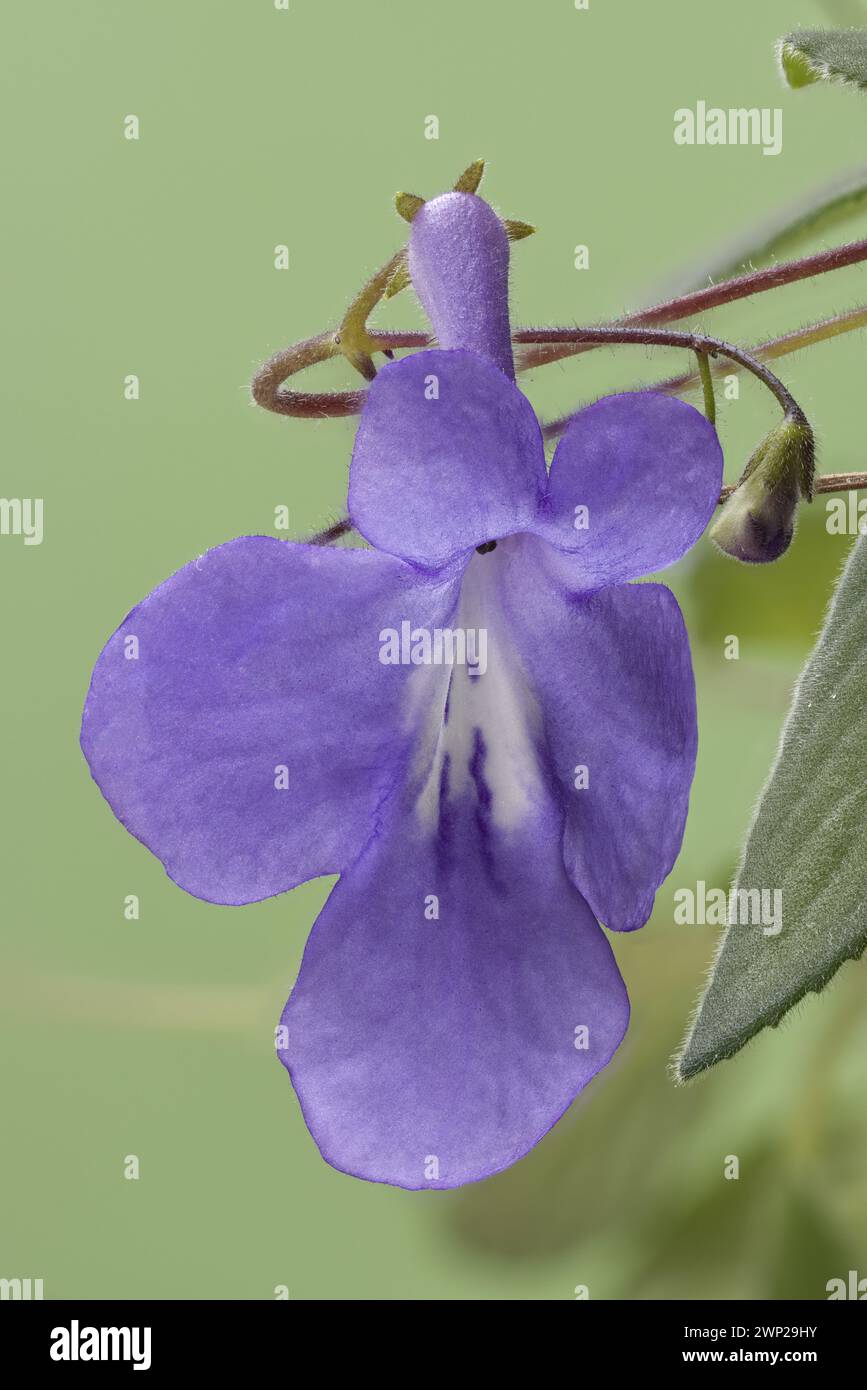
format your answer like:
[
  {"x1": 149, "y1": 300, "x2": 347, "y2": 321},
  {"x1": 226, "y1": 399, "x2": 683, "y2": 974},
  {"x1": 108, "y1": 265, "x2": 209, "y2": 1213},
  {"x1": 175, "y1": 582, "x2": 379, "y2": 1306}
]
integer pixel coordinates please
[
  {"x1": 251, "y1": 330, "x2": 429, "y2": 418},
  {"x1": 515, "y1": 235, "x2": 867, "y2": 370},
  {"x1": 252, "y1": 236, "x2": 867, "y2": 420}
]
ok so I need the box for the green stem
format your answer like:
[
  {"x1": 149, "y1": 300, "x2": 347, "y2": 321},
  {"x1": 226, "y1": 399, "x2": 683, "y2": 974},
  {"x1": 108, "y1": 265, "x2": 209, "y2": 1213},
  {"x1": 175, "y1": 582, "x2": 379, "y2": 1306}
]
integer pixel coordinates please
[{"x1": 696, "y1": 350, "x2": 716, "y2": 423}]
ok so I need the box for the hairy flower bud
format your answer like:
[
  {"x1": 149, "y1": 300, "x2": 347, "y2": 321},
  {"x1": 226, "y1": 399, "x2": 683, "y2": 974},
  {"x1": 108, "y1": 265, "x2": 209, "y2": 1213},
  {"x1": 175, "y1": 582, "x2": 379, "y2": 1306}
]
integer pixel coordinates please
[{"x1": 710, "y1": 413, "x2": 814, "y2": 563}]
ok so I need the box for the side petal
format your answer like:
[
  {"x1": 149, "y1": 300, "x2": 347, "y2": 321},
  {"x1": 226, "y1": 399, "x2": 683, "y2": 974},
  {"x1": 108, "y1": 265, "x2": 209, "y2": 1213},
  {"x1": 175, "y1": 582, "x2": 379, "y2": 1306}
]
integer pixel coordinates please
[
  {"x1": 348, "y1": 348, "x2": 546, "y2": 570},
  {"x1": 81, "y1": 536, "x2": 459, "y2": 905},
  {"x1": 278, "y1": 789, "x2": 628, "y2": 1189},
  {"x1": 536, "y1": 391, "x2": 723, "y2": 586},
  {"x1": 498, "y1": 537, "x2": 697, "y2": 931}
]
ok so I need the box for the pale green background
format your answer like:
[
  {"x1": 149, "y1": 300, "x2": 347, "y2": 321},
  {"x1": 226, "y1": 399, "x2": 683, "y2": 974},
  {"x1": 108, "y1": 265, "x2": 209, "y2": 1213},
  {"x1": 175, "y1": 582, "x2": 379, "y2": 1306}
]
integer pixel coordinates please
[{"x1": 2, "y1": 0, "x2": 866, "y2": 1300}]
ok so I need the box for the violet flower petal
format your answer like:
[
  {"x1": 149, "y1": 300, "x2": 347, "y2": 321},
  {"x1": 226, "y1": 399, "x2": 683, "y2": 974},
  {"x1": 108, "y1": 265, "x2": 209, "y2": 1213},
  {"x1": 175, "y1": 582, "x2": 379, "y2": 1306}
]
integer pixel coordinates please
[
  {"x1": 349, "y1": 348, "x2": 546, "y2": 569},
  {"x1": 80, "y1": 536, "x2": 460, "y2": 905},
  {"x1": 409, "y1": 191, "x2": 515, "y2": 379},
  {"x1": 498, "y1": 535, "x2": 697, "y2": 932},
  {"x1": 278, "y1": 786, "x2": 628, "y2": 1188},
  {"x1": 536, "y1": 391, "x2": 723, "y2": 585}
]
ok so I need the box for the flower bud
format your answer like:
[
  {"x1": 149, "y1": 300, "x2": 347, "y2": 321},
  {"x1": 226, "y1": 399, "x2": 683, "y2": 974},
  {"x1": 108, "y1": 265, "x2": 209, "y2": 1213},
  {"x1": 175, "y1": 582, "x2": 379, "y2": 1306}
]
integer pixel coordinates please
[{"x1": 710, "y1": 413, "x2": 814, "y2": 563}]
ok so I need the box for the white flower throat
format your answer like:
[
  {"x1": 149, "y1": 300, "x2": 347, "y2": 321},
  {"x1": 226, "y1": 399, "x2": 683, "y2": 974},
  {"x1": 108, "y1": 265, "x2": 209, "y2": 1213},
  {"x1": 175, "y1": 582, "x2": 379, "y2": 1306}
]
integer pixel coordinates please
[{"x1": 409, "y1": 540, "x2": 547, "y2": 834}]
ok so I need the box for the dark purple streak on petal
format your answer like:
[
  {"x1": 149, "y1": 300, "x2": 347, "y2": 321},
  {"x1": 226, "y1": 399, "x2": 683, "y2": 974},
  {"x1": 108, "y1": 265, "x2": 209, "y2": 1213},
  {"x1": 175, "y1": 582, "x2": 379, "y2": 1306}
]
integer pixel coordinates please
[{"x1": 278, "y1": 786, "x2": 629, "y2": 1189}]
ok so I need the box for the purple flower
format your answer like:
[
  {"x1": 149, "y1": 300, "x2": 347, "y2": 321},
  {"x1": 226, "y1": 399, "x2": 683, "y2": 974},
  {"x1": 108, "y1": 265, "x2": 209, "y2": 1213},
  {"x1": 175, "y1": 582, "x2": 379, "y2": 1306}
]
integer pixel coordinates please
[{"x1": 81, "y1": 192, "x2": 722, "y2": 1189}]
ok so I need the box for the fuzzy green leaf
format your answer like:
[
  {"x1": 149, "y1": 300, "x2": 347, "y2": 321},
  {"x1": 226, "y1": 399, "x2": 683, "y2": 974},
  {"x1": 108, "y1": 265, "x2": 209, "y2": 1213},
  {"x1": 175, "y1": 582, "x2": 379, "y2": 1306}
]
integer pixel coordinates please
[
  {"x1": 678, "y1": 532, "x2": 867, "y2": 1080},
  {"x1": 778, "y1": 29, "x2": 867, "y2": 92}
]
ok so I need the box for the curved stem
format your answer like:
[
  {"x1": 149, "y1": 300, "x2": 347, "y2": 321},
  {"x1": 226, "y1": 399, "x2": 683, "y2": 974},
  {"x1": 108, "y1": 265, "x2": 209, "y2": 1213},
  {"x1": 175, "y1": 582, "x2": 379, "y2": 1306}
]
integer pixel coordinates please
[
  {"x1": 251, "y1": 332, "x2": 353, "y2": 418},
  {"x1": 526, "y1": 324, "x2": 804, "y2": 421},
  {"x1": 251, "y1": 328, "x2": 429, "y2": 418},
  {"x1": 253, "y1": 232, "x2": 867, "y2": 419},
  {"x1": 515, "y1": 235, "x2": 867, "y2": 370},
  {"x1": 543, "y1": 305, "x2": 867, "y2": 440}
]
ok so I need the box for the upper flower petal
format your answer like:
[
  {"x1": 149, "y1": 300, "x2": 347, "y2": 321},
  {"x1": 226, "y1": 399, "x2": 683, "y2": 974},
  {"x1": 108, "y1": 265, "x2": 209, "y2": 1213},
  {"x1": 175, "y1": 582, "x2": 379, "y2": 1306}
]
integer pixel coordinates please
[
  {"x1": 534, "y1": 391, "x2": 723, "y2": 586},
  {"x1": 498, "y1": 536, "x2": 697, "y2": 931},
  {"x1": 348, "y1": 348, "x2": 546, "y2": 569},
  {"x1": 278, "y1": 785, "x2": 628, "y2": 1189},
  {"x1": 409, "y1": 191, "x2": 515, "y2": 379},
  {"x1": 80, "y1": 535, "x2": 459, "y2": 905}
]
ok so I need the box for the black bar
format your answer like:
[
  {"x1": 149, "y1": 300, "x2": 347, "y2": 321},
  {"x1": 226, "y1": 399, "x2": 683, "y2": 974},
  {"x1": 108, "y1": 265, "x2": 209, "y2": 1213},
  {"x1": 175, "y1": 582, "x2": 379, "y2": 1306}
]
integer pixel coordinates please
[{"x1": 2, "y1": 1298, "x2": 863, "y2": 1372}]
